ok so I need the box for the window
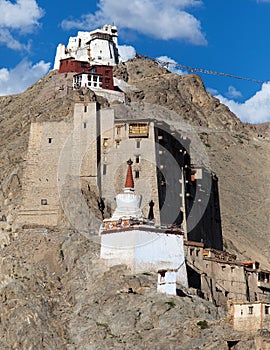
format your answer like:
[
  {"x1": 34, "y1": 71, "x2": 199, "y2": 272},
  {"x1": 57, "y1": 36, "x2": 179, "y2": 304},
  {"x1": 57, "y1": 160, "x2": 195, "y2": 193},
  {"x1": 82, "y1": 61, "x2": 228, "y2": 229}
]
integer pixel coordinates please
[
  {"x1": 136, "y1": 140, "x2": 141, "y2": 148},
  {"x1": 265, "y1": 306, "x2": 270, "y2": 315},
  {"x1": 190, "y1": 248, "x2": 194, "y2": 256},
  {"x1": 135, "y1": 170, "x2": 140, "y2": 179},
  {"x1": 41, "y1": 199, "x2": 47, "y2": 205},
  {"x1": 48, "y1": 138, "x2": 52, "y2": 143},
  {"x1": 196, "y1": 249, "x2": 200, "y2": 257},
  {"x1": 248, "y1": 306, "x2": 253, "y2": 315},
  {"x1": 105, "y1": 69, "x2": 110, "y2": 75},
  {"x1": 241, "y1": 309, "x2": 243, "y2": 316},
  {"x1": 83, "y1": 122, "x2": 87, "y2": 128},
  {"x1": 135, "y1": 155, "x2": 140, "y2": 164},
  {"x1": 129, "y1": 123, "x2": 149, "y2": 138},
  {"x1": 116, "y1": 125, "x2": 121, "y2": 135},
  {"x1": 84, "y1": 105, "x2": 87, "y2": 113},
  {"x1": 103, "y1": 164, "x2": 107, "y2": 175}
]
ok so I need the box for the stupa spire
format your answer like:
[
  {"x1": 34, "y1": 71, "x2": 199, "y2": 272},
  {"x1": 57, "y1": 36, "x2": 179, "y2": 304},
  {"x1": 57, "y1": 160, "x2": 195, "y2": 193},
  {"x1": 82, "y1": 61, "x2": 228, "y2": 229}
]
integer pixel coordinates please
[{"x1": 124, "y1": 159, "x2": 134, "y2": 192}]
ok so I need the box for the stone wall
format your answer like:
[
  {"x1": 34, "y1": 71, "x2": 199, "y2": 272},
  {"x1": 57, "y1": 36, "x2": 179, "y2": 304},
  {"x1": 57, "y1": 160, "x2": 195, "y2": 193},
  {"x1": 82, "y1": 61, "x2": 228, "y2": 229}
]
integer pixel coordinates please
[
  {"x1": 17, "y1": 103, "x2": 100, "y2": 228},
  {"x1": 17, "y1": 121, "x2": 71, "y2": 226}
]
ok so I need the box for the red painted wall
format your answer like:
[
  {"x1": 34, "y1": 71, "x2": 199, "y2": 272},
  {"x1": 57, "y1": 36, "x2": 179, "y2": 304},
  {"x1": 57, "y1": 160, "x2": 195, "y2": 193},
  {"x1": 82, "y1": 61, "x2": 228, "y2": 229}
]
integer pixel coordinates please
[
  {"x1": 95, "y1": 66, "x2": 114, "y2": 90},
  {"x1": 59, "y1": 58, "x2": 90, "y2": 73}
]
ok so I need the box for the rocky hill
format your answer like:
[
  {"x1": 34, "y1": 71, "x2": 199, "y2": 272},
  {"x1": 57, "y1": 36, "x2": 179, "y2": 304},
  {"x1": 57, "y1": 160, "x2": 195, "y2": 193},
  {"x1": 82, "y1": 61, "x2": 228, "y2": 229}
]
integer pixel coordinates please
[{"x1": 0, "y1": 58, "x2": 269, "y2": 348}]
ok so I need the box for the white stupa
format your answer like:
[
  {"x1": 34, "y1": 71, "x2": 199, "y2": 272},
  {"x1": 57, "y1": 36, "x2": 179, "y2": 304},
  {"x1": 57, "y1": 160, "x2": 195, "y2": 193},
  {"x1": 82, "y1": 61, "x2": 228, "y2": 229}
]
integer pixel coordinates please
[{"x1": 111, "y1": 159, "x2": 143, "y2": 220}]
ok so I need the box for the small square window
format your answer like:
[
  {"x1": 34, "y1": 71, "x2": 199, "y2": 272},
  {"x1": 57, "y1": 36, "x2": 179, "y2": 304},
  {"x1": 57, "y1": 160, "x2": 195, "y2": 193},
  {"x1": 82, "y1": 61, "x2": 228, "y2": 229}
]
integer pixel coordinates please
[
  {"x1": 48, "y1": 138, "x2": 52, "y2": 143},
  {"x1": 41, "y1": 199, "x2": 47, "y2": 205},
  {"x1": 265, "y1": 306, "x2": 269, "y2": 315}
]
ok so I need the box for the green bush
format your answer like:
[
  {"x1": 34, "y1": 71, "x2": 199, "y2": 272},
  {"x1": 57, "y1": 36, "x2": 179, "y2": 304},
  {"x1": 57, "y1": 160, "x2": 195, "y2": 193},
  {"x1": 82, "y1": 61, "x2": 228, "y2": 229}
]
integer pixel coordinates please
[{"x1": 197, "y1": 320, "x2": 208, "y2": 329}]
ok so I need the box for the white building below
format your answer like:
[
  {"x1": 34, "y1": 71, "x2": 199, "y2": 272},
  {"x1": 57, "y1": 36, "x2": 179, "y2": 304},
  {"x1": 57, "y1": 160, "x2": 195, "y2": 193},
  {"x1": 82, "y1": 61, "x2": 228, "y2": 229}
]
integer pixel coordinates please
[{"x1": 228, "y1": 301, "x2": 270, "y2": 331}]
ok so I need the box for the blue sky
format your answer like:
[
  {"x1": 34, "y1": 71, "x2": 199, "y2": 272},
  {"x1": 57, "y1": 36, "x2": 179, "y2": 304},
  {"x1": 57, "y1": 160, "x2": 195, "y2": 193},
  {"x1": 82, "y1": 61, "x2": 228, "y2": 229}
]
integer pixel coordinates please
[{"x1": 1, "y1": 0, "x2": 270, "y2": 123}]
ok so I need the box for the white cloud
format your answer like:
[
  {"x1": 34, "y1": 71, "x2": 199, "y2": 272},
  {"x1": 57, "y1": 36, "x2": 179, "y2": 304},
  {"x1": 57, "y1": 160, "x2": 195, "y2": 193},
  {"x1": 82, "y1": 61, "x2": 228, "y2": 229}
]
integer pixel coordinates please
[
  {"x1": 61, "y1": 0, "x2": 206, "y2": 45},
  {"x1": 0, "y1": 0, "x2": 44, "y2": 50},
  {"x1": 0, "y1": 60, "x2": 50, "y2": 96},
  {"x1": 0, "y1": 68, "x2": 9, "y2": 82},
  {"x1": 226, "y1": 85, "x2": 242, "y2": 99},
  {"x1": 0, "y1": 0, "x2": 44, "y2": 30},
  {"x1": 0, "y1": 28, "x2": 30, "y2": 50},
  {"x1": 156, "y1": 56, "x2": 186, "y2": 75},
  {"x1": 214, "y1": 82, "x2": 270, "y2": 123},
  {"x1": 118, "y1": 45, "x2": 136, "y2": 62}
]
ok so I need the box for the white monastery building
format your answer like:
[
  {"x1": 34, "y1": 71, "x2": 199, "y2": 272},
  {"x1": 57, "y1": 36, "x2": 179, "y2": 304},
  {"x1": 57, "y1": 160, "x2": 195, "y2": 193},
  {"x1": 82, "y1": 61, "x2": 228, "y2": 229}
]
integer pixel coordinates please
[{"x1": 54, "y1": 24, "x2": 120, "y2": 70}]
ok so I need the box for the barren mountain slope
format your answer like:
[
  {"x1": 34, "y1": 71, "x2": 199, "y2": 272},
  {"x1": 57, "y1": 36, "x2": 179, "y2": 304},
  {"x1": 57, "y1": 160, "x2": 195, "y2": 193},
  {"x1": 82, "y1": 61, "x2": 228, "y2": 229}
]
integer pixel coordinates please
[{"x1": 1, "y1": 228, "x2": 266, "y2": 349}]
